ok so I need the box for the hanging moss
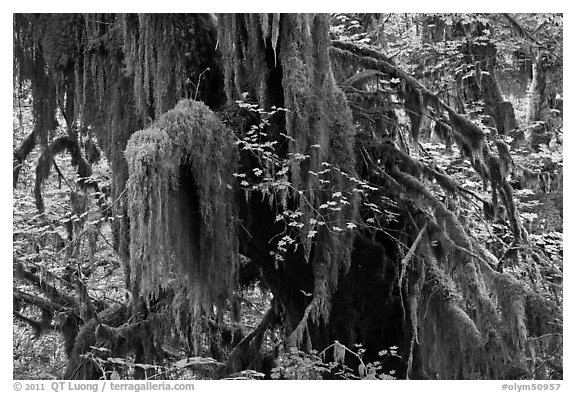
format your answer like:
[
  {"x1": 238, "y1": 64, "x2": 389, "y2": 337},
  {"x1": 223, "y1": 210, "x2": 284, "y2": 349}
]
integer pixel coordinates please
[
  {"x1": 13, "y1": 15, "x2": 59, "y2": 146},
  {"x1": 478, "y1": 72, "x2": 518, "y2": 134},
  {"x1": 278, "y1": 14, "x2": 358, "y2": 273},
  {"x1": 381, "y1": 164, "x2": 563, "y2": 378},
  {"x1": 448, "y1": 110, "x2": 486, "y2": 155},
  {"x1": 219, "y1": 14, "x2": 360, "y2": 344},
  {"x1": 332, "y1": 38, "x2": 525, "y2": 242},
  {"x1": 415, "y1": 253, "x2": 493, "y2": 379},
  {"x1": 404, "y1": 83, "x2": 428, "y2": 145},
  {"x1": 125, "y1": 99, "x2": 238, "y2": 315},
  {"x1": 120, "y1": 14, "x2": 223, "y2": 121},
  {"x1": 218, "y1": 14, "x2": 283, "y2": 109}
]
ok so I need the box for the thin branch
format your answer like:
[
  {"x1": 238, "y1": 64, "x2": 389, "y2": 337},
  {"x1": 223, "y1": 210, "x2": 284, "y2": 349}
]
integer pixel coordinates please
[
  {"x1": 399, "y1": 222, "x2": 428, "y2": 283},
  {"x1": 531, "y1": 340, "x2": 563, "y2": 378},
  {"x1": 52, "y1": 159, "x2": 73, "y2": 189}
]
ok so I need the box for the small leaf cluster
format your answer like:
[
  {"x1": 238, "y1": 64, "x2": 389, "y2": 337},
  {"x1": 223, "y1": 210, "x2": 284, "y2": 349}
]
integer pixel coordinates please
[{"x1": 232, "y1": 101, "x2": 398, "y2": 264}]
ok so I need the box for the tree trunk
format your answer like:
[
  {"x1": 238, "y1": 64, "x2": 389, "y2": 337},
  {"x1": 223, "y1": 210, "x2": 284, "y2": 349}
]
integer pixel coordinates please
[{"x1": 526, "y1": 52, "x2": 547, "y2": 123}]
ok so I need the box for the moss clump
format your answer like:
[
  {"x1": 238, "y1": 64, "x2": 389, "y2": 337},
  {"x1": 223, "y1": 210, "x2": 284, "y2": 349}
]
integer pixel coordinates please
[{"x1": 125, "y1": 99, "x2": 238, "y2": 315}]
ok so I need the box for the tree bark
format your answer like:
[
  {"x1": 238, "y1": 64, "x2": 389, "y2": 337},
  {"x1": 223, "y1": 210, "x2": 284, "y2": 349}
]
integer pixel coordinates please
[{"x1": 526, "y1": 52, "x2": 547, "y2": 123}]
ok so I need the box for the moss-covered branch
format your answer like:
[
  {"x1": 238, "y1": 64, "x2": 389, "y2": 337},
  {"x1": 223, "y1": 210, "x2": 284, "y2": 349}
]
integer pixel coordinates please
[
  {"x1": 125, "y1": 99, "x2": 238, "y2": 317},
  {"x1": 34, "y1": 135, "x2": 93, "y2": 213}
]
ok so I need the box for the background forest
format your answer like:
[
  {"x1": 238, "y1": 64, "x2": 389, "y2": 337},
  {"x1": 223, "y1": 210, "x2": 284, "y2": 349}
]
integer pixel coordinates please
[{"x1": 13, "y1": 13, "x2": 562, "y2": 380}]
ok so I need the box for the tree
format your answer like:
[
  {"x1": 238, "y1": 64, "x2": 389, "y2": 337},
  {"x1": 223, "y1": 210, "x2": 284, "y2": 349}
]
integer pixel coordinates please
[
  {"x1": 498, "y1": 13, "x2": 563, "y2": 152},
  {"x1": 13, "y1": 13, "x2": 562, "y2": 380}
]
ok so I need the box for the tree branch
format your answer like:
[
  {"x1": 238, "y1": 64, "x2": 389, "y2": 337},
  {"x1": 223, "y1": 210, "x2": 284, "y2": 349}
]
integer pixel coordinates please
[
  {"x1": 14, "y1": 289, "x2": 69, "y2": 313},
  {"x1": 13, "y1": 130, "x2": 36, "y2": 188},
  {"x1": 14, "y1": 261, "x2": 78, "y2": 309}
]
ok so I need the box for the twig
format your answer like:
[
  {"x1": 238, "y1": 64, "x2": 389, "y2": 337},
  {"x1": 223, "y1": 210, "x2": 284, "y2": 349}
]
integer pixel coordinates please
[
  {"x1": 398, "y1": 222, "x2": 427, "y2": 339},
  {"x1": 52, "y1": 159, "x2": 73, "y2": 189},
  {"x1": 318, "y1": 341, "x2": 367, "y2": 373},
  {"x1": 98, "y1": 227, "x2": 115, "y2": 249},
  {"x1": 497, "y1": 240, "x2": 517, "y2": 268},
  {"x1": 100, "y1": 186, "x2": 128, "y2": 215},
  {"x1": 531, "y1": 340, "x2": 562, "y2": 378},
  {"x1": 399, "y1": 223, "x2": 428, "y2": 285},
  {"x1": 194, "y1": 68, "x2": 211, "y2": 101}
]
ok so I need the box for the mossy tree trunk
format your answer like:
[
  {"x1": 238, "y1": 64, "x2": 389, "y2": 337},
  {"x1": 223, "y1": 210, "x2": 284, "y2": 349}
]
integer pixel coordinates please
[
  {"x1": 526, "y1": 51, "x2": 563, "y2": 124},
  {"x1": 524, "y1": 51, "x2": 564, "y2": 152}
]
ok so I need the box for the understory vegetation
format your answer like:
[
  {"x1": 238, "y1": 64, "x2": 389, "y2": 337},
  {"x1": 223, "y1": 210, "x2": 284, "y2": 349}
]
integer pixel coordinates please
[{"x1": 13, "y1": 13, "x2": 562, "y2": 380}]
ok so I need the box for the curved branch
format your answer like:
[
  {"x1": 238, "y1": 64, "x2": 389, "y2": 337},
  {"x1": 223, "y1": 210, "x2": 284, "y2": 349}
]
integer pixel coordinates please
[
  {"x1": 34, "y1": 135, "x2": 94, "y2": 213},
  {"x1": 13, "y1": 130, "x2": 36, "y2": 188},
  {"x1": 226, "y1": 303, "x2": 279, "y2": 374}
]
